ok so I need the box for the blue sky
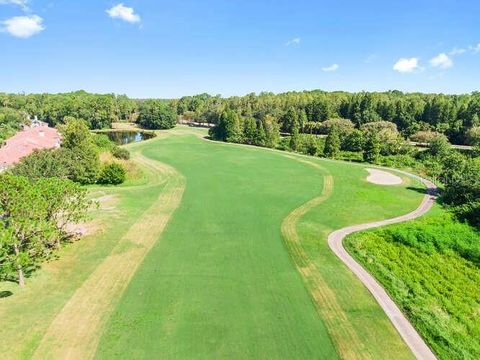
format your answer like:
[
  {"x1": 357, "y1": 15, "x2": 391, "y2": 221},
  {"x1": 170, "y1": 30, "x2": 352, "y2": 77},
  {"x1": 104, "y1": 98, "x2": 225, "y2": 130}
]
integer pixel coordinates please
[{"x1": 0, "y1": 0, "x2": 479, "y2": 98}]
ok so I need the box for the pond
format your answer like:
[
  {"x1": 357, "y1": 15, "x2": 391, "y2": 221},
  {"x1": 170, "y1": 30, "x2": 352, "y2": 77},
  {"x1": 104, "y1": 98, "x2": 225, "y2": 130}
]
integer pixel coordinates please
[{"x1": 104, "y1": 131, "x2": 156, "y2": 145}]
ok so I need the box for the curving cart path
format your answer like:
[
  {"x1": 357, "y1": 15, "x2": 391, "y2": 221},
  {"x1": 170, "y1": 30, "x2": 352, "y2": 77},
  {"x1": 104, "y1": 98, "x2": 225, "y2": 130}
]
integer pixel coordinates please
[{"x1": 328, "y1": 170, "x2": 438, "y2": 360}]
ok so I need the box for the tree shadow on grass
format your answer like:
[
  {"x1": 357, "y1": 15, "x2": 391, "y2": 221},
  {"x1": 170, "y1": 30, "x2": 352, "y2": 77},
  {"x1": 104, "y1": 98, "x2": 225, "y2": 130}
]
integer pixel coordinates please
[
  {"x1": 407, "y1": 186, "x2": 429, "y2": 194},
  {"x1": 407, "y1": 186, "x2": 441, "y2": 197},
  {"x1": 0, "y1": 291, "x2": 13, "y2": 299}
]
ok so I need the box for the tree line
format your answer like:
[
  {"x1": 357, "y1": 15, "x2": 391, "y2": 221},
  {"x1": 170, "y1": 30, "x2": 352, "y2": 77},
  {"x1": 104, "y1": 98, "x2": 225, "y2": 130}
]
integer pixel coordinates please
[
  {"x1": 0, "y1": 91, "x2": 177, "y2": 132},
  {"x1": 3, "y1": 89, "x2": 480, "y2": 145},
  {"x1": 175, "y1": 90, "x2": 480, "y2": 145}
]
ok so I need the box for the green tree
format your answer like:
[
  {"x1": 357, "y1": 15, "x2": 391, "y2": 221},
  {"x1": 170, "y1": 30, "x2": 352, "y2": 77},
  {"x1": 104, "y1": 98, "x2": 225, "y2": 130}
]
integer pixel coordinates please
[
  {"x1": 343, "y1": 129, "x2": 364, "y2": 152},
  {"x1": 36, "y1": 177, "x2": 91, "y2": 247},
  {"x1": 282, "y1": 107, "x2": 299, "y2": 133},
  {"x1": 0, "y1": 175, "x2": 91, "y2": 286},
  {"x1": 324, "y1": 126, "x2": 341, "y2": 158},
  {"x1": 58, "y1": 118, "x2": 100, "y2": 184},
  {"x1": 243, "y1": 117, "x2": 257, "y2": 145},
  {"x1": 441, "y1": 154, "x2": 480, "y2": 225},
  {"x1": 298, "y1": 109, "x2": 307, "y2": 131},
  {"x1": 0, "y1": 175, "x2": 49, "y2": 286},
  {"x1": 255, "y1": 120, "x2": 267, "y2": 147},
  {"x1": 466, "y1": 126, "x2": 480, "y2": 146},
  {"x1": 428, "y1": 134, "x2": 451, "y2": 158},
  {"x1": 302, "y1": 135, "x2": 322, "y2": 156},
  {"x1": 11, "y1": 148, "x2": 71, "y2": 180},
  {"x1": 137, "y1": 100, "x2": 177, "y2": 130},
  {"x1": 289, "y1": 124, "x2": 300, "y2": 151},
  {"x1": 224, "y1": 110, "x2": 243, "y2": 143},
  {"x1": 263, "y1": 114, "x2": 280, "y2": 148},
  {"x1": 363, "y1": 132, "x2": 381, "y2": 163}
]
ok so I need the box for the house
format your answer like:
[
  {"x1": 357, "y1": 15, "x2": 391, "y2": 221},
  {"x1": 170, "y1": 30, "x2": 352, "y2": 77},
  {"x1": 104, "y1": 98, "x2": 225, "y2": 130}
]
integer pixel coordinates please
[{"x1": 0, "y1": 119, "x2": 61, "y2": 171}]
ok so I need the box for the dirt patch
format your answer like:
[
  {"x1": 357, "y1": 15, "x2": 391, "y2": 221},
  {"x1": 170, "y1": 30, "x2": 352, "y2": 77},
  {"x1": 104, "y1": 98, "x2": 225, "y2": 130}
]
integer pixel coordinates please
[
  {"x1": 95, "y1": 194, "x2": 118, "y2": 211},
  {"x1": 366, "y1": 168, "x2": 403, "y2": 185}
]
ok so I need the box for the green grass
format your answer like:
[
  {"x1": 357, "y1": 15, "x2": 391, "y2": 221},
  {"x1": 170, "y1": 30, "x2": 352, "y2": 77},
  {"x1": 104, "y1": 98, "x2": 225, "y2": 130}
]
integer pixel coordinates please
[
  {"x1": 345, "y1": 206, "x2": 480, "y2": 359},
  {"x1": 96, "y1": 127, "x2": 422, "y2": 359},
  {"x1": 1, "y1": 126, "x2": 426, "y2": 359}
]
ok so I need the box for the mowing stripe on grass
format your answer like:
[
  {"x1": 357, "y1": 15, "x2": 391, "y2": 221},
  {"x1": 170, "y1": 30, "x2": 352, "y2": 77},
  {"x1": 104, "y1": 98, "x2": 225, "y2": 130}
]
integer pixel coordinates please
[
  {"x1": 32, "y1": 154, "x2": 185, "y2": 360},
  {"x1": 281, "y1": 157, "x2": 370, "y2": 360}
]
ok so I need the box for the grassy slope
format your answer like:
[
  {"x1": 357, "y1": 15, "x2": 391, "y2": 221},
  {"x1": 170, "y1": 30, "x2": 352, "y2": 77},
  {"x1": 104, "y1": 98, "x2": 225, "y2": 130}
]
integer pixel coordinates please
[
  {"x1": 344, "y1": 205, "x2": 480, "y2": 359},
  {"x1": 96, "y1": 127, "x2": 422, "y2": 359}
]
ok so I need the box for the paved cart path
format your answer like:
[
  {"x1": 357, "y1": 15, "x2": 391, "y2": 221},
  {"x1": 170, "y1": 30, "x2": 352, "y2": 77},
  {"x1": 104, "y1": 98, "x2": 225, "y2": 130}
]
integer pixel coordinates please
[{"x1": 328, "y1": 171, "x2": 438, "y2": 360}]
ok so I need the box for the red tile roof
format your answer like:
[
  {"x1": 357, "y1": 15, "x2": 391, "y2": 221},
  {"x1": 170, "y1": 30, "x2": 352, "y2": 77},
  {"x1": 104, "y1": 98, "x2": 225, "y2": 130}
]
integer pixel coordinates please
[{"x1": 0, "y1": 125, "x2": 61, "y2": 166}]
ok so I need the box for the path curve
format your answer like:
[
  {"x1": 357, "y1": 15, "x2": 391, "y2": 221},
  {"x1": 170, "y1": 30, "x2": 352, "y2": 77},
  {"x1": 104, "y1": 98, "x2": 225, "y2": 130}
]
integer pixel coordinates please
[{"x1": 328, "y1": 170, "x2": 438, "y2": 360}]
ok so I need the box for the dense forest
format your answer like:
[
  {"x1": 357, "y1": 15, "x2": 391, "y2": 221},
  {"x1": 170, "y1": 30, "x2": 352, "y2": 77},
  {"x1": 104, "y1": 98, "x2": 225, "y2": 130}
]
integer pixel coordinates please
[
  {"x1": 175, "y1": 90, "x2": 480, "y2": 145},
  {"x1": 1, "y1": 90, "x2": 480, "y2": 144},
  {"x1": 0, "y1": 90, "x2": 138, "y2": 130}
]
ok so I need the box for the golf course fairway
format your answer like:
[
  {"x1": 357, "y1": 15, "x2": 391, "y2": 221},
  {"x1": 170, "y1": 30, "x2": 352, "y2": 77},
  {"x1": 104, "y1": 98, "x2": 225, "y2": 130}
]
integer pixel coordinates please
[{"x1": 0, "y1": 126, "x2": 425, "y2": 359}]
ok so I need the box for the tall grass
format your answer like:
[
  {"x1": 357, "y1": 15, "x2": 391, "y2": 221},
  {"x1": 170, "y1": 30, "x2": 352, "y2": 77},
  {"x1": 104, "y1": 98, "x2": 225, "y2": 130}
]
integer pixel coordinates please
[{"x1": 345, "y1": 212, "x2": 480, "y2": 359}]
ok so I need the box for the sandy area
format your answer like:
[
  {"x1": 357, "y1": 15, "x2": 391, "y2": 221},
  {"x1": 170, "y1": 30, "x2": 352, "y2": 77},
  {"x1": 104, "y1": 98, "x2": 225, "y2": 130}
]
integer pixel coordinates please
[{"x1": 366, "y1": 168, "x2": 403, "y2": 185}]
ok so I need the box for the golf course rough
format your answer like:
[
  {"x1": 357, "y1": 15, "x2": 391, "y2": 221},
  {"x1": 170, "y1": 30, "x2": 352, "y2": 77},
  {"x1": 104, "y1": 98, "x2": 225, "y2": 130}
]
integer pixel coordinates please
[{"x1": 0, "y1": 126, "x2": 426, "y2": 359}]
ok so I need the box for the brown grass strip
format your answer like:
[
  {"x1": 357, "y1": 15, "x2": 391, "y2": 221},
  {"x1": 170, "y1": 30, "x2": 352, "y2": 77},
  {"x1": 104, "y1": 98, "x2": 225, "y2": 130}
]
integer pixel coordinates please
[
  {"x1": 280, "y1": 155, "x2": 371, "y2": 360},
  {"x1": 32, "y1": 154, "x2": 185, "y2": 360}
]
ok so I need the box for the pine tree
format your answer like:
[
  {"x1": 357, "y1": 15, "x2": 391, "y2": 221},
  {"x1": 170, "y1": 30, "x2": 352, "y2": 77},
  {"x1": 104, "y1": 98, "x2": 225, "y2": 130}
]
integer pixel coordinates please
[
  {"x1": 363, "y1": 132, "x2": 381, "y2": 163},
  {"x1": 324, "y1": 126, "x2": 341, "y2": 158},
  {"x1": 289, "y1": 123, "x2": 300, "y2": 151}
]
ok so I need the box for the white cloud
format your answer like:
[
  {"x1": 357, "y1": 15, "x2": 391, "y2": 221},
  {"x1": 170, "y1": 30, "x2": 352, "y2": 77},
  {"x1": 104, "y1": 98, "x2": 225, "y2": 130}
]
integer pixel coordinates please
[
  {"x1": 470, "y1": 43, "x2": 480, "y2": 54},
  {"x1": 448, "y1": 43, "x2": 480, "y2": 56},
  {"x1": 285, "y1": 37, "x2": 301, "y2": 46},
  {"x1": 449, "y1": 47, "x2": 466, "y2": 56},
  {"x1": 393, "y1": 57, "x2": 420, "y2": 73},
  {"x1": 0, "y1": 0, "x2": 29, "y2": 9},
  {"x1": 429, "y1": 53, "x2": 453, "y2": 69},
  {"x1": 1, "y1": 15, "x2": 44, "y2": 38},
  {"x1": 107, "y1": 3, "x2": 141, "y2": 24},
  {"x1": 321, "y1": 64, "x2": 339, "y2": 72}
]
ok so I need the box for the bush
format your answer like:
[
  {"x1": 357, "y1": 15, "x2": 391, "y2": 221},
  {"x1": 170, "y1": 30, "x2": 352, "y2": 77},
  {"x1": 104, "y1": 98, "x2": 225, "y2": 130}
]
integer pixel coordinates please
[
  {"x1": 301, "y1": 134, "x2": 323, "y2": 156},
  {"x1": 98, "y1": 163, "x2": 126, "y2": 185},
  {"x1": 112, "y1": 146, "x2": 130, "y2": 160},
  {"x1": 93, "y1": 133, "x2": 115, "y2": 151},
  {"x1": 377, "y1": 154, "x2": 417, "y2": 169},
  {"x1": 338, "y1": 151, "x2": 363, "y2": 162},
  {"x1": 410, "y1": 130, "x2": 442, "y2": 144}
]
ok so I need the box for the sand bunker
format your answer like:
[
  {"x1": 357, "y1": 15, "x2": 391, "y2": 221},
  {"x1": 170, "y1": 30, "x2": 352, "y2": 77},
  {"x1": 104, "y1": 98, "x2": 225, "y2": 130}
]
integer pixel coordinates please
[{"x1": 366, "y1": 168, "x2": 403, "y2": 185}]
